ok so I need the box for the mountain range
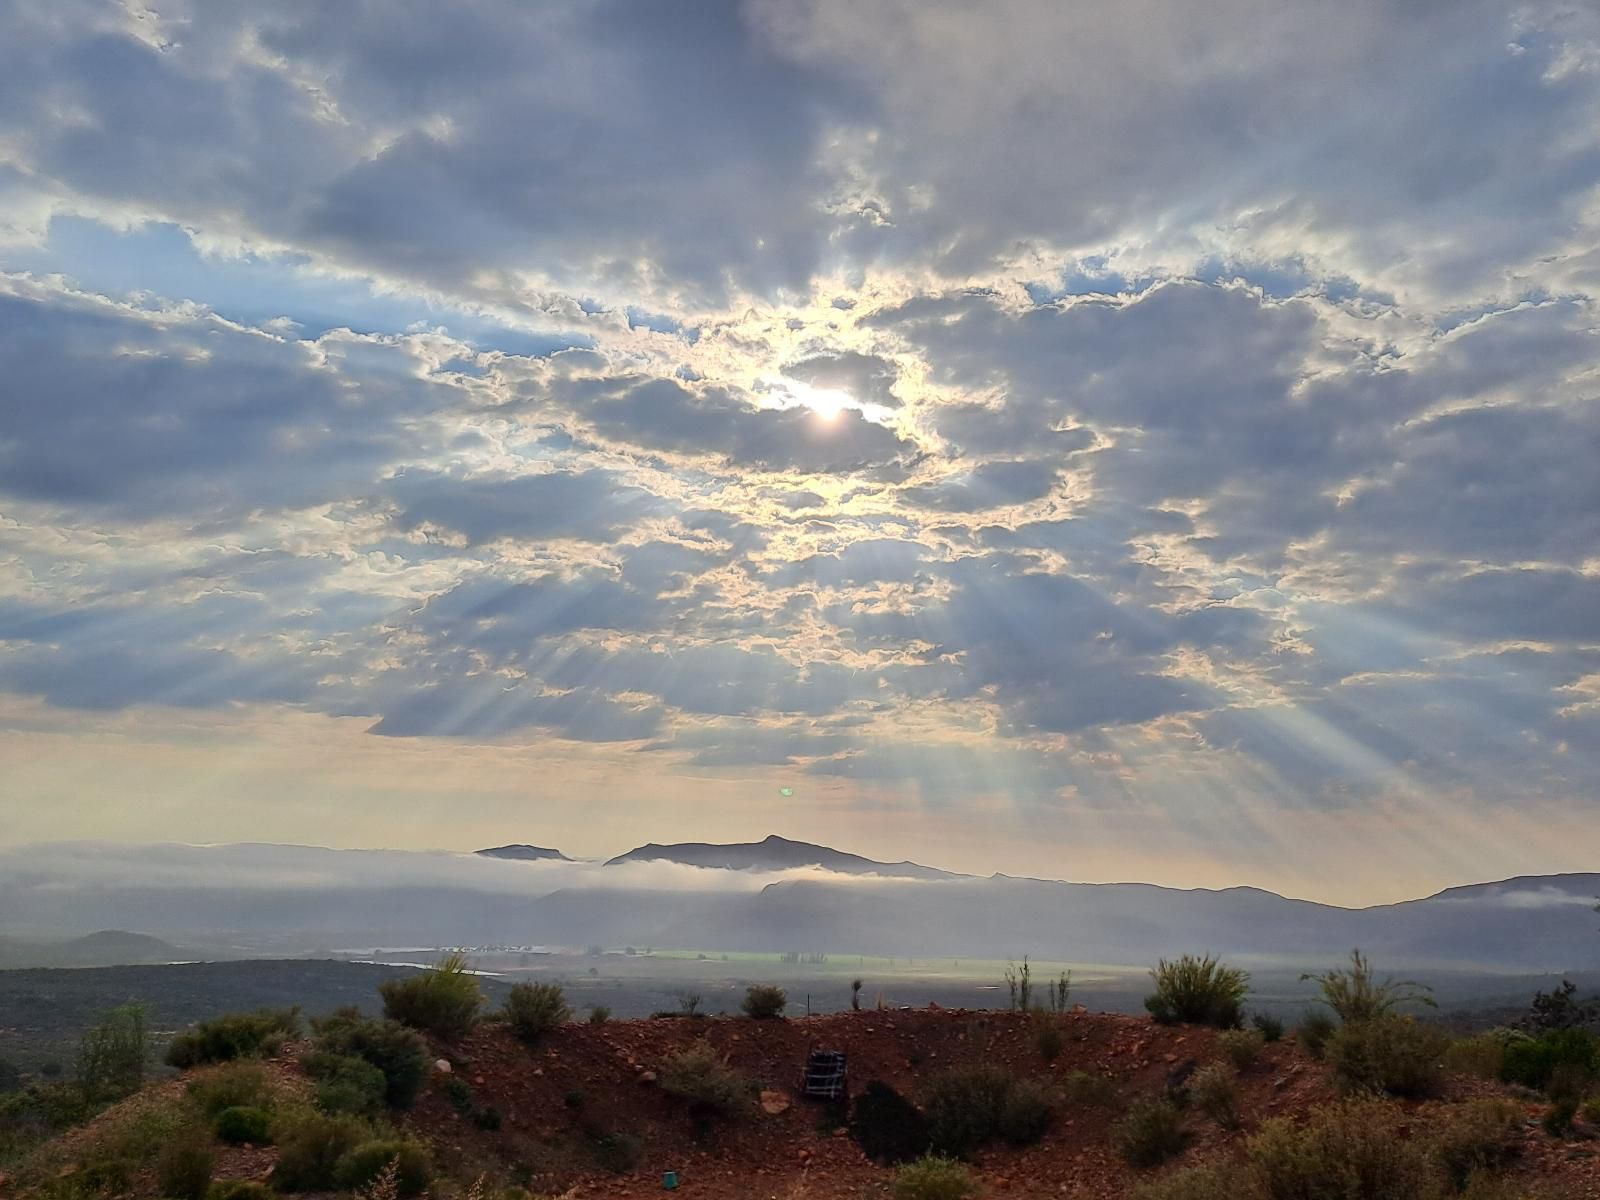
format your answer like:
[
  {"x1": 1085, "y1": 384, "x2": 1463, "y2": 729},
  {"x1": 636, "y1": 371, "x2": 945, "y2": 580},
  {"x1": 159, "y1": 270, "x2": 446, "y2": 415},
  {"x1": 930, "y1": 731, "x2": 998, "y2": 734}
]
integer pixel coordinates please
[{"x1": 3, "y1": 837, "x2": 1596, "y2": 973}]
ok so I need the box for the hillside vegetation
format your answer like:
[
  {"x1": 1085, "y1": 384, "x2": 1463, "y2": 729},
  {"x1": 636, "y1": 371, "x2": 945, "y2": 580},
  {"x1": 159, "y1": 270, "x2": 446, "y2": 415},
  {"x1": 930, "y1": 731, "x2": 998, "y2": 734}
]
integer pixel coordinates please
[{"x1": 1, "y1": 952, "x2": 1597, "y2": 1198}]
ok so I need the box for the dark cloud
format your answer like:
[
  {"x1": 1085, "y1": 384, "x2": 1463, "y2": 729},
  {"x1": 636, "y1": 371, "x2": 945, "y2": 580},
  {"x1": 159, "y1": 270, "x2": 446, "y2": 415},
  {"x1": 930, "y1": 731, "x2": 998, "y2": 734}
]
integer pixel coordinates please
[
  {"x1": 388, "y1": 468, "x2": 655, "y2": 544},
  {"x1": 559, "y1": 375, "x2": 919, "y2": 473},
  {"x1": 0, "y1": 284, "x2": 448, "y2": 519},
  {"x1": 782, "y1": 351, "x2": 901, "y2": 407}
]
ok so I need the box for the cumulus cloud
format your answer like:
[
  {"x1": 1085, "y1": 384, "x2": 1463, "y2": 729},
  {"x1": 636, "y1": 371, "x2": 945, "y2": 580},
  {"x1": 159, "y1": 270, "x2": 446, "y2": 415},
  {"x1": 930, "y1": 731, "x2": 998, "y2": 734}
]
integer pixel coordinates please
[{"x1": 3, "y1": 0, "x2": 1599, "y2": 891}]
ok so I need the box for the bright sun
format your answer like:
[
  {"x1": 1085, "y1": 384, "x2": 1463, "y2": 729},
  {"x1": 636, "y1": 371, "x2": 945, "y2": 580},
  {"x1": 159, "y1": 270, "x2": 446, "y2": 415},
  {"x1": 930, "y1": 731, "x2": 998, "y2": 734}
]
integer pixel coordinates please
[{"x1": 780, "y1": 379, "x2": 853, "y2": 422}]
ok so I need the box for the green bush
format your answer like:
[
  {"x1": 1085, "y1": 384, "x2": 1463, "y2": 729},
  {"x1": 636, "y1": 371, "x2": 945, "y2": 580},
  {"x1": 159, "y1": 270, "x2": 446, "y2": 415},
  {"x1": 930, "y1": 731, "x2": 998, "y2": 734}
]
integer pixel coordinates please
[
  {"x1": 166, "y1": 1010, "x2": 300, "y2": 1070},
  {"x1": 924, "y1": 1065, "x2": 1014, "y2": 1157},
  {"x1": 1114, "y1": 1097, "x2": 1187, "y2": 1167},
  {"x1": 504, "y1": 982, "x2": 571, "y2": 1042},
  {"x1": 302, "y1": 1051, "x2": 387, "y2": 1118},
  {"x1": 1218, "y1": 1030, "x2": 1265, "y2": 1071},
  {"x1": 309, "y1": 1008, "x2": 431, "y2": 1109},
  {"x1": 268, "y1": 1112, "x2": 367, "y2": 1192},
  {"x1": 1249, "y1": 1100, "x2": 1439, "y2": 1200},
  {"x1": 1250, "y1": 1012, "x2": 1285, "y2": 1043},
  {"x1": 893, "y1": 1155, "x2": 979, "y2": 1200},
  {"x1": 378, "y1": 954, "x2": 483, "y2": 1039},
  {"x1": 78, "y1": 1157, "x2": 137, "y2": 1195},
  {"x1": 1035, "y1": 1022, "x2": 1065, "y2": 1063},
  {"x1": 1145, "y1": 955, "x2": 1249, "y2": 1029},
  {"x1": 1500, "y1": 1028, "x2": 1597, "y2": 1094},
  {"x1": 214, "y1": 1105, "x2": 272, "y2": 1145},
  {"x1": 207, "y1": 1182, "x2": 275, "y2": 1200},
  {"x1": 1432, "y1": 1098, "x2": 1522, "y2": 1190},
  {"x1": 657, "y1": 1042, "x2": 752, "y2": 1116},
  {"x1": 588, "y1": 1006, "x2": 611, "y2": 1025},
  {"x1": 1542, "y1": 1097, "x2": 1578, "y2": 1138},
  {"x1": 1062, "y1": 1070, "x2": 1118, "y2": 1108},
  {"x1": 156, "y1": 1138, "x2": 215, "y2": 1200},
  {"x1": 850, "y1": 1080, "x2": 932, "y2": 1165},
  {"x1": 1327, "y1": 1015, "x2": 1448, "y2": 1098},
  {"x1": 1297, "y1": 1011, "x2": 1337, "y2": 1060},
  {"x1": 741, "y1": 985, "x2": 787, "y2": 1019},
  {"x1": 333, "y1": 1138, "x2": 433, "y2": 1197},
  {"x1": 1582, "y1": 1096, "x2": 1600, "y2": 1125},
  {"x1": 1301, "y1": 950, "x2": 1435, "y2": 1024},
  {"x1": 1188, "y1": 1064, "x2": 1239, "y2": 1129},
  {"x1": 1443, "y1": 1034, "x2": 1506, "y2": 1081},
  {"x1": 997, "y1": 1078, "x2": 1055, "y2": 1145},
  {"x1": 187, "y1": 1063, "x2": 273, "y2": 1117}
]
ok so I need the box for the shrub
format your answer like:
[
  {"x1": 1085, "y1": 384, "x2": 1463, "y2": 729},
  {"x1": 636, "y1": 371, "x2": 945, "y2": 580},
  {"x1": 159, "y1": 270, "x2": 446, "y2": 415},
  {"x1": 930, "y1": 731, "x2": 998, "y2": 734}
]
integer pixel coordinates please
[
  {"x1": 214, "y1": 1105, "x2": 272, "y2": 1145},
  {"x1": 1542, "y1": 1097, "x2": 1578, "y2": 1138},
  {"x1": 1301, "y1": 950, "x2": 1434, "y2": 1024},
  {"x1": 1248, "y1": 1100, "x2": 1439, "y2": 1200},
  {"x1": 850, "y1": 1080, "x2": 932, "y2": 1165},
  {"x1": 1500, "y1": 1028, "x2": 1598, "y2": 1094},
  {"x1": 378, "y1": 954, "x2": 483, "y2": 1039},
  {"x1": 1188, "y1": 1064, "x2": 1239, "y2": 1129},
  {"x1": 1250, "y1": 1012, "x2": 1285, "y2": 1043},
  {"x1": 77, "y1": 1003, "x2": 149, "y2": 1102},
  {"x1": 893, "y1": 1155, "x2": 979, "y2": 1200},
  {"x1": 997, "y1": 1078, "x2": 1055, "y2": 1145},
  {"x1": 587, "y1": 1130, "x2": 642, "y2": 1174},
  {"x1": 333, "y1": 1139, "x2": 433, "y2": 1197},
  {"x1": 741, "y1": 985, "x2": 787, "y2": 1019},
  {"x1": 504, "y1": 982, "x2": 571, "y2": 1042},
  {"x1": 1582, "y1": 1096, "x2": 1600, "y2": 1124},
  {"x1": 1327, "y1": 1015, "x2": 1448, "y2": 1098},
  {"x1": 1432, "y1": 1098, "x2": 1522, "y2": 1190},
  {"x1": 1297, "y1": 1011, "x2": 1337, "y2": 1060},
  {"x1": 269, "y1": 1112, "x2": 367, "y2": 1192},
  {"x1": 1443, "y1": 1034, "x2": 1506, "y2": 1081},
  {"x1": 1133, "y1": 1164, "x2": 1256, "y2": 1200},
  {"x1": 303, "y1": 1051, "x2": 387, "y2": 1117},
  {"x1": 657, "y1": 1042, "x2": 752, "y2": 1116},
  {"x1": 588, "y1": 1006, "x2": 611, "y2": 1025},
  {"x1": 1217, "y1": 1030, "x2": 1265, "y2": 1071},
  {"x1": 1062, "y1": 1070, "x2": 1118, "y2": 1108},
  {"x1": 1114, "y1": 1097, "x2": 1187, "y2": 1167},
  {"x1": 166, "y1": 1009, "x2": 300, "y2": 1070},
  {"x1": 1035, "y1": 1022, "x2": 1065, "y2": 1063},
  {"x1": 310, "y1": 1009, "x2": 431, "y2": 1109},
  {"x1": 187, "y1": 1063, "x2": 273, "y2": 1117},
  {"x1": 208, "y1": 1183, "x2": 275, "y2": 1200},
  {"x1": 1145, "y1": 955, "x2": 1249, "y2": 1029},
  {"x1": 156, "y1": 1138, "x2": 215, "y2": 1200},
  {"x1": 924, "y1": 1065, "x2": 1013, "y2": 1157}
]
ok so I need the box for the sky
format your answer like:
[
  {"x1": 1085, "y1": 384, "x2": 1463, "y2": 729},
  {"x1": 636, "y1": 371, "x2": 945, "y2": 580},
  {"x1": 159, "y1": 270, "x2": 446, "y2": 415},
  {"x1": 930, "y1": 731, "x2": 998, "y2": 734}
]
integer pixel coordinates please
[{"x1": 1, "y1": 0, "x2": 1598, "y2": 906}]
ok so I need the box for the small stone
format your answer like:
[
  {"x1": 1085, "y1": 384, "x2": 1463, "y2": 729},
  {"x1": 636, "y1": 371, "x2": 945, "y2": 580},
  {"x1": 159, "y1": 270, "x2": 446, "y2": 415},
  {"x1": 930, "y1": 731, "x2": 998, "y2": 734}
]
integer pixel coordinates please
[
  {"x1": 760, "y1": 1090, "x2": 792, "y2": 1115},
  {"x1": 434, "y1": 1058, "x2": 452, "y2": 1074},
  {"x1": 638, "y1": 1070, "x2": 657, "y2": 1084}
]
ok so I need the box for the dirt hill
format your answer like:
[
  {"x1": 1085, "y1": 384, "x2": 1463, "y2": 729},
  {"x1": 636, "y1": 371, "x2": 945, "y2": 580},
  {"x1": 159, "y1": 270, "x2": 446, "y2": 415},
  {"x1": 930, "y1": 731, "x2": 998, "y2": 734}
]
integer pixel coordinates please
[{"x1": 11, "y1": 1008, "x2": 1600, "y2": 1199}]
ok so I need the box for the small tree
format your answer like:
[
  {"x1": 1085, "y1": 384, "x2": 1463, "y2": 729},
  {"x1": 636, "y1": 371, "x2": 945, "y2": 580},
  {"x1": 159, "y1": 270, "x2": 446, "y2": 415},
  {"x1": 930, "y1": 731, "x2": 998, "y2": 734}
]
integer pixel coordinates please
[
  {"x1": 852, "y1": 979, "x2": 864, "y2": 1011},
  {"x1": 77, "y1": 1002, "x2": 148, "y2": 1102},
  {"x1": 1004, "y1": 957, "x2": 1033, "y2": 1012},
  {"x1": 1301, "y1": 949, "x2": 1434, "y2": 1024},
  {"x1": 1048, "y1": 970, "x2": 1072, "y2": 1014}
]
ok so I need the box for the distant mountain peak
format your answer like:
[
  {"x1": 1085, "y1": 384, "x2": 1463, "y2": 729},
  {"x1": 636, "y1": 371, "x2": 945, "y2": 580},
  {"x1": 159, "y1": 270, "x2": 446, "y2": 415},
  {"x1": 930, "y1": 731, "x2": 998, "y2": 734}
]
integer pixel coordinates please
[
  {"x1": 476, "y1": 844, "x2": 572, "y2": 862},
  {"x1": 604, "y1": 835, "x2": 961, "y2": 881}
]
